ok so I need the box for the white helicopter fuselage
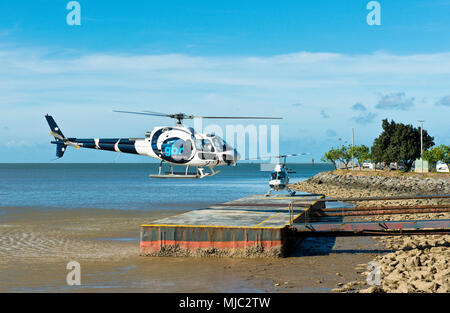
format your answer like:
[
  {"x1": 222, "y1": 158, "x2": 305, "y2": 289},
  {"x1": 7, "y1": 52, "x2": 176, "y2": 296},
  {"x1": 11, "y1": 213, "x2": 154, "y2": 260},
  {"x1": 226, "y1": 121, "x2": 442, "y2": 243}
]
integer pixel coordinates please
[
  {"x1": 269, "y1": 164, "x2": 289, "y2": 191},
  {"x1": 134, "y1": 125, "x2": 239, "y2": 167},
  {"x1": 46, "y1": 114, "x2": 240, "y2": 170},
  {"x1": 265, "y1": 155, "x2": 307, "y2": 196}
]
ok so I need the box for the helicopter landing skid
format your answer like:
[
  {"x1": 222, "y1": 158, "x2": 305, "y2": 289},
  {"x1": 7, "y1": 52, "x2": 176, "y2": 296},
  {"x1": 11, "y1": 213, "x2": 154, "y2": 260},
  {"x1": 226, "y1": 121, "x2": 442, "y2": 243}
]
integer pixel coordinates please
[
  {"x1": 287, "y1": 188, "x2": 296, "y2": 196},
  {"x1": 265, "y1": 188, "x2": 296, "y2": 197},
  {"x1": 149, "y1": 163, "x2": 220, "y2": 179},
  {"x1": 150, "y1": 173, "x2": 208, "y2": 179}
]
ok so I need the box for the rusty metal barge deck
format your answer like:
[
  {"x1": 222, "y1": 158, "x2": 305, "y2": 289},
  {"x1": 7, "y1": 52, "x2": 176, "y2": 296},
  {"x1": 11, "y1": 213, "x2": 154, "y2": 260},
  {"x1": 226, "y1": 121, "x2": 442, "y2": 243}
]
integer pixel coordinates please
[
  {"x1": 140, "y1": 194, "x2": 325, "y2": 257},
  {"x1": 140, "y1": 193, "x2": 450, "y2": 257}
]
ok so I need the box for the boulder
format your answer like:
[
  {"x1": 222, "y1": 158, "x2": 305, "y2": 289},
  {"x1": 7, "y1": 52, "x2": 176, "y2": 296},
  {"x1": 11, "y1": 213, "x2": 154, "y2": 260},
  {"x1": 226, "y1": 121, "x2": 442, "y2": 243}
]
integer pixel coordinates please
[
  {"x1": 358, "y1": 286, "x2": 384, "y2": 293},
  {"x1": 411, "y1": 280, "x2": 435, "y2": 292}
]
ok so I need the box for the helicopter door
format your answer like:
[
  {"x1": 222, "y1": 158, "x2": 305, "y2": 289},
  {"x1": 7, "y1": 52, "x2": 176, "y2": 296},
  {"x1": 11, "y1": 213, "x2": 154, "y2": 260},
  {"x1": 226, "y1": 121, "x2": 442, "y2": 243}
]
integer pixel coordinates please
[
  {"x1": 278, "y1": 171, "x2": 286, "y2": 180},
  {"x1": 195, "y1": 139, "x2": 217, "y2": 160}
]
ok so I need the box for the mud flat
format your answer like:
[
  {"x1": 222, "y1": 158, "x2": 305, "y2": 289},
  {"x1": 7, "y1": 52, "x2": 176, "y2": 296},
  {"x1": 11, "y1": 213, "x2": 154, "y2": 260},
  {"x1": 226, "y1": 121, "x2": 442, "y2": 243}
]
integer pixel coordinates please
[
  {"x1": 0, "y1": 205, "x2": 384, "y2": 292},
  {"x1": 291, "y1": 170, "x2": 450, "y2": 293}
]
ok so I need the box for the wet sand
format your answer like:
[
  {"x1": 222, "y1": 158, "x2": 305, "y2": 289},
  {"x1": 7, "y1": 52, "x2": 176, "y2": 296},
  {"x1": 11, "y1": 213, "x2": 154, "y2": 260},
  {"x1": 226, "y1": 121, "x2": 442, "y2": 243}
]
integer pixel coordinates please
[{"x1": 0, "y1": 206, "x2": 386, "y2": 292}]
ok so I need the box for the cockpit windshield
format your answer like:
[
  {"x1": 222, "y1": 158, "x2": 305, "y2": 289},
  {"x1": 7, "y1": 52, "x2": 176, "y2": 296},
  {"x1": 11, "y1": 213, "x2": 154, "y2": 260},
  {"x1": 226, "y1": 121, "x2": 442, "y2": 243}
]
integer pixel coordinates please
[
  {"x1": 271, "y1": 171, "x2": 286, "y2": 180},
  {"x1": 212, "y1": 137, "x2": 233, "y2": 152}
]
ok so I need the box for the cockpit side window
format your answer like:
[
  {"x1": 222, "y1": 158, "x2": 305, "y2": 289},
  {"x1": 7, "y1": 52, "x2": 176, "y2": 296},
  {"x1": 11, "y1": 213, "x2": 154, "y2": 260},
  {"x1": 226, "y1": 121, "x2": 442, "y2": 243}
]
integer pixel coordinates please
[
  {"x1": 195, "y1": 139, "x2": 215, "y2": 152},
  {"x1": 212, "y1": 137, "x2": 224, "y2": 152},
  {"x1": 195, "y1": 139, "x2": 202, "y2": 151}
]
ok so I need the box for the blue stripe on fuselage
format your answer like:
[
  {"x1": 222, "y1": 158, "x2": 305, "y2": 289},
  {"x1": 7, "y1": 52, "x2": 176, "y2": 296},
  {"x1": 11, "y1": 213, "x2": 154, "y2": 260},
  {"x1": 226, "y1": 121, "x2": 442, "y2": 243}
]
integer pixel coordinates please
[{"x1": 55, "y1": 138, "x2": 141, "y2": 154}]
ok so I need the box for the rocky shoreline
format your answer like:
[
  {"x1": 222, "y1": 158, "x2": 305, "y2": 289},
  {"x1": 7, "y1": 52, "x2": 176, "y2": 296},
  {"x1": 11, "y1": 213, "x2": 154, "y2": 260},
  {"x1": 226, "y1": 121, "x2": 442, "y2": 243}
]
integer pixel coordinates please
[
  {"x1": 306, "y1": 170, "x2": 450, "y2": 194},
  {"x1": 291, "y1": 171, "x2": 450, "y2": 293}
]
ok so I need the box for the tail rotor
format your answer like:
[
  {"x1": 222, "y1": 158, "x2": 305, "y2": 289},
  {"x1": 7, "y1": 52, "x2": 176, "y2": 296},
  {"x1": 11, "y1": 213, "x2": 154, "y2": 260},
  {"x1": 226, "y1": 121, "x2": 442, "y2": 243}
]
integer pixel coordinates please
[{"x1": 45, "y1": 114, "x2": 68, "y2": 158}]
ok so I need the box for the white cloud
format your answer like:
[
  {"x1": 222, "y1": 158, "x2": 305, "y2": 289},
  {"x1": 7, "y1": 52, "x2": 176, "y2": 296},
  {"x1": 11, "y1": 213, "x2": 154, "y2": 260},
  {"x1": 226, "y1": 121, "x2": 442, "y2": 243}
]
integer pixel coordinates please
[
  {"x1": 375, "y1": 92, "x2": 415, "y2": 111},
  {"x1": 1, "y1": 46, "x2": 450, "y2": 161},
  {"x1": 435, "y1": 95, "x2": 450, "y2": 107},
  {"x1": 325, "y1": 129, "x2": 337, "y2": 137},
  {"x1": 2, "y1": 49, "x2": 450, "y2": 92},
  {"x1": 351, "y1": 102, "x2": 367, "y2": 111},
  {"x1": 320, "y1": 110, "x2": 330, "y2": 119},
  {"x1": 352, "y1": 112, "x2": 377, "y2": 124},
  {"x1": 4, "y1": 140, "x2": 36, "y2": 148}
]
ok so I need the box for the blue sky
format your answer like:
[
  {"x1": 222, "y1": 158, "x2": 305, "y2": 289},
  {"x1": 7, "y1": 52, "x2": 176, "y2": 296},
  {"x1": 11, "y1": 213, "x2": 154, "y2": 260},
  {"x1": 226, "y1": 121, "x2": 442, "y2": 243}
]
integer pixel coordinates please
[{"x1": 0, "y1": 0, "x2": 449, "y2": 162}]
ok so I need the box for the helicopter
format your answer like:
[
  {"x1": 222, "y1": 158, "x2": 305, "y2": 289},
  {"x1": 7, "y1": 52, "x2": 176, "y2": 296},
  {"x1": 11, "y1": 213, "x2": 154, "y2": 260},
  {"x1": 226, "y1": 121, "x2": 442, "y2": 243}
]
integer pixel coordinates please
[
  {"x1": 45, "y1": 110, "x2": 281, "y2": 179},
  {"x1": 264, "y1": 153, "x2": 309, "y2": 197}
]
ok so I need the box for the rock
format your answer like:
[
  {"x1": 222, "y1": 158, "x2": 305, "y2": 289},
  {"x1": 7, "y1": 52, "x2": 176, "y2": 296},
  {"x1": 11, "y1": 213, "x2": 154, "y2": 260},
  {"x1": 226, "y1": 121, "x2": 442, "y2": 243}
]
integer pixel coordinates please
[
  {"x1": 411, "y1": 281, "x2": 434, "y2": 292},
  {"x1": 384, "y1": 270, "x2": 404, "y2": 284},
  {"x1": 395, "y1": 281, "x2": 413, "y2": 293},
  {"x1": 293, "y1": 171, "x2": 450, "y2": 294},
  {"x1": 359, "y1": 286, "x2": 384, "y2": 293},
  {"x1": 430, "y1": 247, "x2": 445, "y2": 253},
  {"x1": 434, "y1": 269, "x2": 450, "y2": 282},
  {"x1": 395, "y1": 262, "x2": 407, "y2": 271},
  {"x1": 406, "y1": 256, "x2": 421, "y2": 267},
  {"x1": 390, "y1": 260, "x2": 399, "y2": 267},
  {"x1": 436, "y1": 284, "x2": 449, "y2": 293},
  {"x1": 339, "y1": 281, "x2": 362, "y2": 292}
]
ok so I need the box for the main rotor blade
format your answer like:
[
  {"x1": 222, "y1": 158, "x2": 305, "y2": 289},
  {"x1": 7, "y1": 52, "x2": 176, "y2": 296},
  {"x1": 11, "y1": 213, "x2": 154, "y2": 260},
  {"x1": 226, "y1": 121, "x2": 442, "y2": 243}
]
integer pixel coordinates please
[
  {"x1": 194, "y1": 116, "x2": 283, "y2": 120},
  {"x1": 246, "y1": 153, "x2": 310, "y2": 160},
  {"x1": 142, "y1": 110, "x2": 173, "y2": 116},
  {"x1": 113, "y1": 110, "x2": 170, "y2": 117},
  {"x1": 113, "y1": 110, "x2": 282, "y2": 120},
  {"x1": 279, "y1": 153, "x2": 310, "y2": 157}
]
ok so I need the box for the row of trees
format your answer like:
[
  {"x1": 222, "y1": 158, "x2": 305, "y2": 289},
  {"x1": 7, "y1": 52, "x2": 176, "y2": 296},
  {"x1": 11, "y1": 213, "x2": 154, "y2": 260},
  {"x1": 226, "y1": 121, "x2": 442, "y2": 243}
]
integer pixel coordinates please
[
  {"x1": 321, "y1": 145, "x2": 371, "y2": 170},
  {"x1": 322, "y1": 119, "x2": 449, "y2": 172},
  {"x1": 423, "y1": 145, "x2": 450, "y2": 166}
]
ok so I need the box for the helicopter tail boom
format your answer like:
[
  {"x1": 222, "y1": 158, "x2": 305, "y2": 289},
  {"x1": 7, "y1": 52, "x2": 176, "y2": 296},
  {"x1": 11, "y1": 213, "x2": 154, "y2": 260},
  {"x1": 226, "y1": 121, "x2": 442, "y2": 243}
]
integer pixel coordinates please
[{"x1": 46, "y1": 114, "x2": 142, "y2": 158}]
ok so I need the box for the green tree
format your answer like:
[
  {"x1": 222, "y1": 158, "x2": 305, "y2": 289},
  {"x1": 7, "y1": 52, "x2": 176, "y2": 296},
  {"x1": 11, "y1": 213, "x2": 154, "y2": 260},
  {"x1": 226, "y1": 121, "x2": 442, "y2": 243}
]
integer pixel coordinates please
[
  {"x1": 371, "y1": 119, "x2": 396, "y2": 165},
  {"x1": 350, "y1": 145, "x2": 372, "y2": 170},
  {"x1": 443, "y1": 146, "x2": 450, "y2": 165},
  {"x1": 321, "y1": 147, "x2": 340, "y2": 169},
  {"x1": 423, "y1": 145, "x2": 445, "y2": 163},
  {"x1": 338, "y1": 145, "x2": 353, "y2": 168},
  {"x1": 423, "y1": 145, "x2": 450, "y2": 166},
  {"x1": 371, "y1": 119, "x2": 434, "y2": 171}
]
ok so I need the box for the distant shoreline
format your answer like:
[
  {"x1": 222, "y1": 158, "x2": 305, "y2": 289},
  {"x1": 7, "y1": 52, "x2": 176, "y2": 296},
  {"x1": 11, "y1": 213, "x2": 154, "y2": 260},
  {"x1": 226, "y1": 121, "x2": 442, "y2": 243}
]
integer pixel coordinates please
[
  {"x1": 0, "y1": 162, "x2": 332, "y2": 165},
  {"x1": 298, "y1": 170, "x2": 450, "y2": 194}
]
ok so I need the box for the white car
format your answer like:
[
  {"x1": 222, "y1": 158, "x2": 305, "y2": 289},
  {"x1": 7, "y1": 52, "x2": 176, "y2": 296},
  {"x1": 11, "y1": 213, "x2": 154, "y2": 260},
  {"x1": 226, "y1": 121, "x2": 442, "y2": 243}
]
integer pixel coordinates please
[{"x1": 436, "y1": 163, "x2": 449, "y2": 173}]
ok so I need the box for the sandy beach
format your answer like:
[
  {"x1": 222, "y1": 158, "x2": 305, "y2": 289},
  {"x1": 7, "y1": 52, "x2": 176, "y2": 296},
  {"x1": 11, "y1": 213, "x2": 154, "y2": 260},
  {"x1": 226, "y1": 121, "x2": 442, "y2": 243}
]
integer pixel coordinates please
[{"x1": 0, "y1": 205, "x2": 386, "y2": 292}]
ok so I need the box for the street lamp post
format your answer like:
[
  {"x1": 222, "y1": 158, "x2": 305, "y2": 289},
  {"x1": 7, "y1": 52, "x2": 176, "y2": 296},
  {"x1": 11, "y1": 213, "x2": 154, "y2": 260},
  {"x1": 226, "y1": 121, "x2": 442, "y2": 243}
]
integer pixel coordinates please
[
  {"x1": 337, "y1": 138, "x2": 342, "y2": 169},
  {"x1": 351, "y1": 128, "x2": 354, "y2": 171},
  {"x1": 419, "y1": 120, "x2": 425, "y2": 174}
]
